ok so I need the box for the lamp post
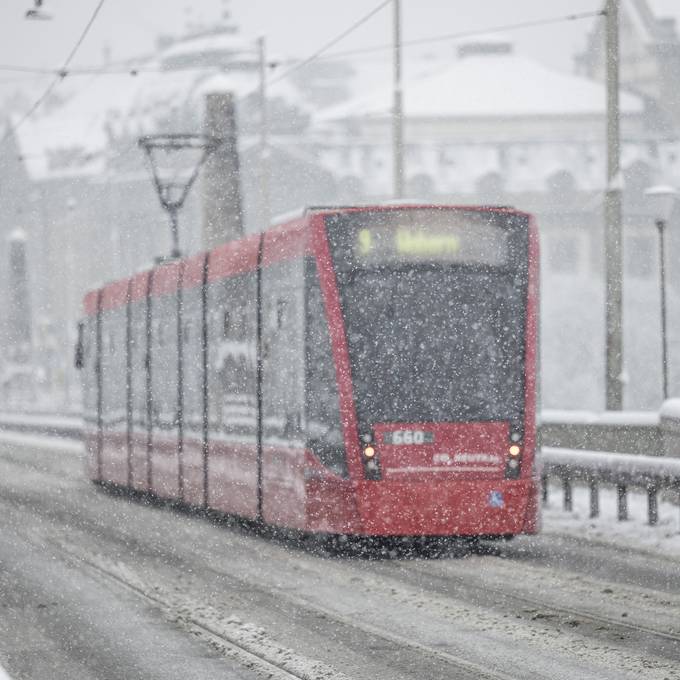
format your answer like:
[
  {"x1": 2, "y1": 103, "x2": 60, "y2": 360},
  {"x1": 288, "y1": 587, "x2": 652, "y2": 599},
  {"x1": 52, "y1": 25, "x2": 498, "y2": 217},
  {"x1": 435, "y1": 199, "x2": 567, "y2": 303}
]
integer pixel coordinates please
[
  {"x1": 139, "y1": 133, "x2": 220, "y2": 259},
  {"x1": 644, "y1": 184, "x2": 678, "y2": 401}
]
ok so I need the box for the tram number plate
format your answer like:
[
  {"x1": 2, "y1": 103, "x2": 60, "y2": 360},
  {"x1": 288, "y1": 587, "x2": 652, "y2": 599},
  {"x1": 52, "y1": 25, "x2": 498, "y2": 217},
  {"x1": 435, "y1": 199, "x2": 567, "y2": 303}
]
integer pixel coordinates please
[{"x1": 383, "y1": 430, "x2": 434, "y2": 445}]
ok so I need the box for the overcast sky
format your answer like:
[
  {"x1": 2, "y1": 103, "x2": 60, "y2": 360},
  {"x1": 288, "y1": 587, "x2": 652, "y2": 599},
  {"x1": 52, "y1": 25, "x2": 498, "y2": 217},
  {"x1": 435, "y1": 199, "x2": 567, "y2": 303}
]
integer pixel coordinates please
[{"x1": 1, "y1": 0, "x2": 680, "y2": 95}]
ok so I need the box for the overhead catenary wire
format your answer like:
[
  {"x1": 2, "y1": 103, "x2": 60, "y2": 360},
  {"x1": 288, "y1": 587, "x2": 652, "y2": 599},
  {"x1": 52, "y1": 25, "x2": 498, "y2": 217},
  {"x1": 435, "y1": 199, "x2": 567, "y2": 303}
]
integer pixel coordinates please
[
  {"x1": 303, "y1": 9, "x2": 606, "y2": 62},
  {"x1": 0, "y1": 9, "x2": 605, "y2": 81},
  {"x1": 0, "y1": 0, "x2": 107, "y2": 146},
  {"x1": 235, "y1": 8, "x2": 605, "y2": 107},
  {"x1": 1, "y1": 5, "x2": 607, "y2": 159},
  {"x1": 265, "y1": 0, "x2": 392, "y2": 87}
]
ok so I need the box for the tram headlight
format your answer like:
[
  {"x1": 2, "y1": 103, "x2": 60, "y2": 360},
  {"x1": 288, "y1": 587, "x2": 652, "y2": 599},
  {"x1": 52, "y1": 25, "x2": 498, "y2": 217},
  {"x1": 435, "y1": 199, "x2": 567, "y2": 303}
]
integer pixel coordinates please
[
  {"x1": 361, "y1": 443, "x2": 381, "y2": 480},
  {"x1": 505, "y1": 441, "x2": 522, "y2": 479}
]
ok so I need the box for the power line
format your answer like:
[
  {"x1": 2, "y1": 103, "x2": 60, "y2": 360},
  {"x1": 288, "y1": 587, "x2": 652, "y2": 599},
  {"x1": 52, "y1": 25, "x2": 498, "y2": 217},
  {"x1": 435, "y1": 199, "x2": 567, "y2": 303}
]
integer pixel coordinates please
[
  {"x1": 1, "y1": 0, "x2": 107, "y2": 145},
  {"x1": 276, "y1": 9, "x2": 606, "y2": 67},
  {"x1": 249, "y1": 8, "x2": 606, "y2": 97},
  {"x1": 267, "y1": 0, "x2": 392, "y2": 87},
  {"x1": 0, "y1": 9, "x2": 605, "y2": 82},
  {"x1": 0, "y1": 0, "x2": 394, "y2": 83},
  {"x1": 0, "y1": 5, "x2": 606, "y2": 149}
]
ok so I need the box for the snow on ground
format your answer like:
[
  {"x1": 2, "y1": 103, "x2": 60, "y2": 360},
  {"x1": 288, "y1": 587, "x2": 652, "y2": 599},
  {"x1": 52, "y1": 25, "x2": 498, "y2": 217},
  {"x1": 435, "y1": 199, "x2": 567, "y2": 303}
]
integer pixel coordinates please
[
  {"x1": 0, "y1": 413, "x2": 83, "y2": 430},
  {"x1": 543, "y1": 482, "x2": 680, "y2": 559},
  {"x1": 0, "y1": 431, "x2": 83, "y2": 455},
  {"x1": 541, "y1": 409, "x2": 660, "y2": 426},
  {"x1": 0, "y1": 665, "x2": 12, "y2": 680}
]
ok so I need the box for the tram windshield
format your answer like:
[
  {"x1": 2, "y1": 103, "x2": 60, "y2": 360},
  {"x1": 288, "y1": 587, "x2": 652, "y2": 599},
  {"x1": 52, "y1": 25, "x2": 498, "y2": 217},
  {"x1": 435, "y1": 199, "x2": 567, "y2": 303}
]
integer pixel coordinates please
[{"x1": 325, "y1": 209, "x2": 529, "y2": 428}]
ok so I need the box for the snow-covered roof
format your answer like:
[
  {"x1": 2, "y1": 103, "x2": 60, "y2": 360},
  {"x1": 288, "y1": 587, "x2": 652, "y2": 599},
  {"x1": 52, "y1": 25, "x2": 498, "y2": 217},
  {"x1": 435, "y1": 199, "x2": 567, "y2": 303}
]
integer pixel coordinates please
[
  {"x1": 660, "y1": 398, "x2": 680, "y2": 421},
  {"x1": 320, "y1": 40, "x2": 645, "y2": 122},
  {"x1": 158, "y1": 29, "x2": 258, "y2": 71},
  {"x1": 15, "y1": 59, "x2": 303, "y2": 180},
  {"x1": 13, "y1": 25, "x2": 308, "y2": 181}
]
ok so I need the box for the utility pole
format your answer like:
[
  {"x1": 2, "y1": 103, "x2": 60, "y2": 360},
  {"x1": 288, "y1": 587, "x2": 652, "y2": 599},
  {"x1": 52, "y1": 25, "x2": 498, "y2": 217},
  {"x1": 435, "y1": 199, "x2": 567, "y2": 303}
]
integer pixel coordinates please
[
  {"x1": 392, "y1": 0, "x2": 404, "y2": 199},
  {"x1": 258, "y1": 35, "x2": 271, "y2": 228},
  {"x1": 605, "y1": 0, "x2": 623, "y2": 410},
  {"x1": 656, "y1": 217, "x2": 669, "y2": 401}
]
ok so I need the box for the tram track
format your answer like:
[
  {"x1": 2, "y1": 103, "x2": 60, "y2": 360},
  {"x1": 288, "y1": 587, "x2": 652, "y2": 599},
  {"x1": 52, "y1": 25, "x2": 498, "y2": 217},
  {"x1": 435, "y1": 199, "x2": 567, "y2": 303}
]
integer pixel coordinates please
[
  {"x1": 55, "y1": 540, "x2": 519, "y2": 680},
  {"x1": 73, "y1": 555, "x2": 332, "y2": 680},
  {"x1": 378, "y1": 557, "x2": 680, "y2": 656}
]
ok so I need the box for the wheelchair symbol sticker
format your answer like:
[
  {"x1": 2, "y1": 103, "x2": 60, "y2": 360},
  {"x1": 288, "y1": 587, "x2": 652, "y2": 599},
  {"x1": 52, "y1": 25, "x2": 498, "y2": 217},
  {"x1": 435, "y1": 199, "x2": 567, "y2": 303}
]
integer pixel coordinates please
[{"x1": 488, "y1": 490, "x2": 505, "y2": 508}]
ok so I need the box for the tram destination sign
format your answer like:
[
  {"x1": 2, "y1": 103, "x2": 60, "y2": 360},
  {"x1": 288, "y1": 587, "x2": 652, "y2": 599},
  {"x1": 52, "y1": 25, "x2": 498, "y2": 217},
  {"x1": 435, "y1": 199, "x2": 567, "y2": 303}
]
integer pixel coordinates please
[{"x1": 349, "y1": 209, "x2": 509, "y2": 267}]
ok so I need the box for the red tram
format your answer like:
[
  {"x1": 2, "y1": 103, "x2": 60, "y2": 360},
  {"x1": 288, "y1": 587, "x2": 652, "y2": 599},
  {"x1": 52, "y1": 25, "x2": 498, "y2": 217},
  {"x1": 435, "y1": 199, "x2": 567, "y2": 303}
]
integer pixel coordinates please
[{"x1": 78, "y1": 205, "x2": 540, "y2": 537}]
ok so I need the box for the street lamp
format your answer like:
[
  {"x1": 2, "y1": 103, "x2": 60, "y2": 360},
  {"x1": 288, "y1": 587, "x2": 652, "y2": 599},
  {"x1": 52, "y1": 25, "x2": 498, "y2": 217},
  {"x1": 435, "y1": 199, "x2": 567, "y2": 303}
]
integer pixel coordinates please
[
  {"x1": 644, "y1": 184, "x2": 678, "y2": 401},
  {"x1": 139, "y1": 133, "x2": 220, "y2": 259}
]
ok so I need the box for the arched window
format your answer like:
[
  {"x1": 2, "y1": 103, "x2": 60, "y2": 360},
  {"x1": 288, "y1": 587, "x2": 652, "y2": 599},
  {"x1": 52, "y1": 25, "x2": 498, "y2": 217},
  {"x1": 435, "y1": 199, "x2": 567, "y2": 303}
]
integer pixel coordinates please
[
  {"x1": 475, "y1": 172, "x2": 505, "y2": 204},
  {"x1": 623, "y1": 160, "x2": 653, "y2": 198},
  {"x1": 337, "y1": 175, "x2": 364, "y2": 202},
  {"x1": 406, "y1": 173, "x2": 435, "y2": 199},
  {"x1": 546, "y1": 169, "x2": 577, "y2": 196}
]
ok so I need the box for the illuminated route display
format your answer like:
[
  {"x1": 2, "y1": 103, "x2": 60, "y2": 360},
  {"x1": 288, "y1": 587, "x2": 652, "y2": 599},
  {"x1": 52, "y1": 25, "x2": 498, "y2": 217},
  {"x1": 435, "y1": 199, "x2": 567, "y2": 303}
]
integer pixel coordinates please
[{"x1": 341, "y1": 209, "x2": 510, "y2": 267}]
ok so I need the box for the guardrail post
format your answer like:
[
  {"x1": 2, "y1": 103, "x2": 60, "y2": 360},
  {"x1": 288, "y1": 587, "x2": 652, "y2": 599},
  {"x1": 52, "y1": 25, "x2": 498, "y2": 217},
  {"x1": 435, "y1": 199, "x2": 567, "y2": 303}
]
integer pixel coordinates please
[
  {"x1": 589, "y1": 479, "x2": 599, "y2": 518},
  {"x1": 647, "y1": 485, "x2": 658, "y2": 526},
  {"x1": 541, "y1": 474, "x2": 548, "y2": 505},
  {"x1": 563, "y1": 476, "x2": 572, "y2": 512},
  {"x1": 617, "y1": 484, "x2": 628, "y2": 521}
]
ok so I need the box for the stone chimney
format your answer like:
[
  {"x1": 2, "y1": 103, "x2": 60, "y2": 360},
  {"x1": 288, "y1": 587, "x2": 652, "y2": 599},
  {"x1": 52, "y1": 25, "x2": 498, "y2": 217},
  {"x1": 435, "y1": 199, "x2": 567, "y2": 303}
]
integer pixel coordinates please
[{"x1": 202, "y1": 92, "x2": 243, "y2": 248}]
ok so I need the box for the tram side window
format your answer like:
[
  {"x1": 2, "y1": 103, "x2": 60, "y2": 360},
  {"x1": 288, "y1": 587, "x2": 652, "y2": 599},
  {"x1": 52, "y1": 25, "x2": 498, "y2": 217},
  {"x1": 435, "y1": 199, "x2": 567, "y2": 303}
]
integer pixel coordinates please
[
  {"x1": 101, "y1": 306, "x2": 126, "y2": 429},
  {"x1": 129, "y1": 298, "x2": 148, "y2": 429},
  {"x1": 304, "y1": 258, "x2": 346, "y2": 476},
  {"x1": 206, "y1": 273, "x2": 257, "y2": 439},
  {"x1": 182, "y1": 284, "x2": 204, "y2": 436},
  {"x1": 82, "y1": 313, "x2": 98, "y2": 426},
  {"x1": 151, "y1": 292, "x2": 179, "y2": 429},
  {"x1": 626, "y1": 235, "x2": 654, "y2": 278},
  {"x1": 262, "y1": 257, "x2": 305, "y2": 445}
]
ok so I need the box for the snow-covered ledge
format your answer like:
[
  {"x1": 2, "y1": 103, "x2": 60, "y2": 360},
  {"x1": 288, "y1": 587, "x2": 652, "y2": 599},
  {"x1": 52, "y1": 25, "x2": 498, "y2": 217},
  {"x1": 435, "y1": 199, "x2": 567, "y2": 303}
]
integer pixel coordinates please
[{"x1": 660, "y1": 399, "x2": 680, "y2": 457}]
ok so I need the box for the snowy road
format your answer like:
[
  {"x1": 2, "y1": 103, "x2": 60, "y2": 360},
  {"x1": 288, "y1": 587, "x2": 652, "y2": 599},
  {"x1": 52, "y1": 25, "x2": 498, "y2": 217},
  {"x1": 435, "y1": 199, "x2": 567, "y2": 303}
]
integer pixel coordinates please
[{"x1": 0, "y1": 436, "x2": 679, "y2": 680}]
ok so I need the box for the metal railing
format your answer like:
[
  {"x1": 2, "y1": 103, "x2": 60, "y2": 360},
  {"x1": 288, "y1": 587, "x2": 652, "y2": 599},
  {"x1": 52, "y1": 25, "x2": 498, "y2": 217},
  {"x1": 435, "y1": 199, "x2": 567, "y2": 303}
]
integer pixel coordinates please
[{"x1": 541, "y1": 447, "x2": 680, "y2": 526}]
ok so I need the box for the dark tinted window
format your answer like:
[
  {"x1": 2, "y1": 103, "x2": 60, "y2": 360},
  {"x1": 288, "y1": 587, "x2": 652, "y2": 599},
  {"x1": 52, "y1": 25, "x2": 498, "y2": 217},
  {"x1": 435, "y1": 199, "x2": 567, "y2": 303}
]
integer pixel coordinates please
[
  {"x1": 261, "y1": 258, "x2": 305, "y2": 446},
  {"x1": 100, "y1": 305, "x2": 127, "y2": 430},
  {"x1": 206, "y1": 272, "x2": 257, "y2": 440},
  {"x1": 182, "y1": 284, "x2": 205, "y2": 436},
  {"x1": 82, "y1": 311, "x2": 99, "y2": 428},
  {"x1": 326, "y1": 209, "x2": 528, "y2": 429},
  {"x1": 150, "y1": 292, "x2": 179, "y2": 431},
  {"x1": 129, "y1": 298, "x2": 148, "y2": 430},
  {"x1": 305, "y1": 258, "x2": 346, "y2": 476}
]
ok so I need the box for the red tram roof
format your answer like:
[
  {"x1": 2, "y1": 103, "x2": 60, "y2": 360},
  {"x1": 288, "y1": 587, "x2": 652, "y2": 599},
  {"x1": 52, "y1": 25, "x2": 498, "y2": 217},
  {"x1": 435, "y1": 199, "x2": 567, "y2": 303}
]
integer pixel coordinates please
[
  {"x1": 207, "y1": 233, "x2": 260, "y2": 282},
  {"x1": 182, "y1": 251, "x2": 207, "y2": 288},
  {"x1": 100, "y1": 278, "x2": 129, "y2": 312},
  {"x1": 261, "y1": 218, "x2": 310, "y2": 266},
  {"x1": 129, "y1": 270, "x2": 150, "y2": 304},
  {"x1": 83, "y1": 290, "x2": 99, "y2": 316},
  {"x1": 151, "y1": 259, "x2": 182, "y2": 296}
]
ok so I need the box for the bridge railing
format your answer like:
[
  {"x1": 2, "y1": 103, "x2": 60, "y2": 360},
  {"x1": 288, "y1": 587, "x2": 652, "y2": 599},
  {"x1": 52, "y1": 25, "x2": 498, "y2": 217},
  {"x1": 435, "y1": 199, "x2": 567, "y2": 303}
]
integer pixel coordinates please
[
  {"x1": 541, "y1": 447, "x2": 680, "y2": 526},
  {"x1": 0, "y1": 412, "x2": 83, "y2": 440}
]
